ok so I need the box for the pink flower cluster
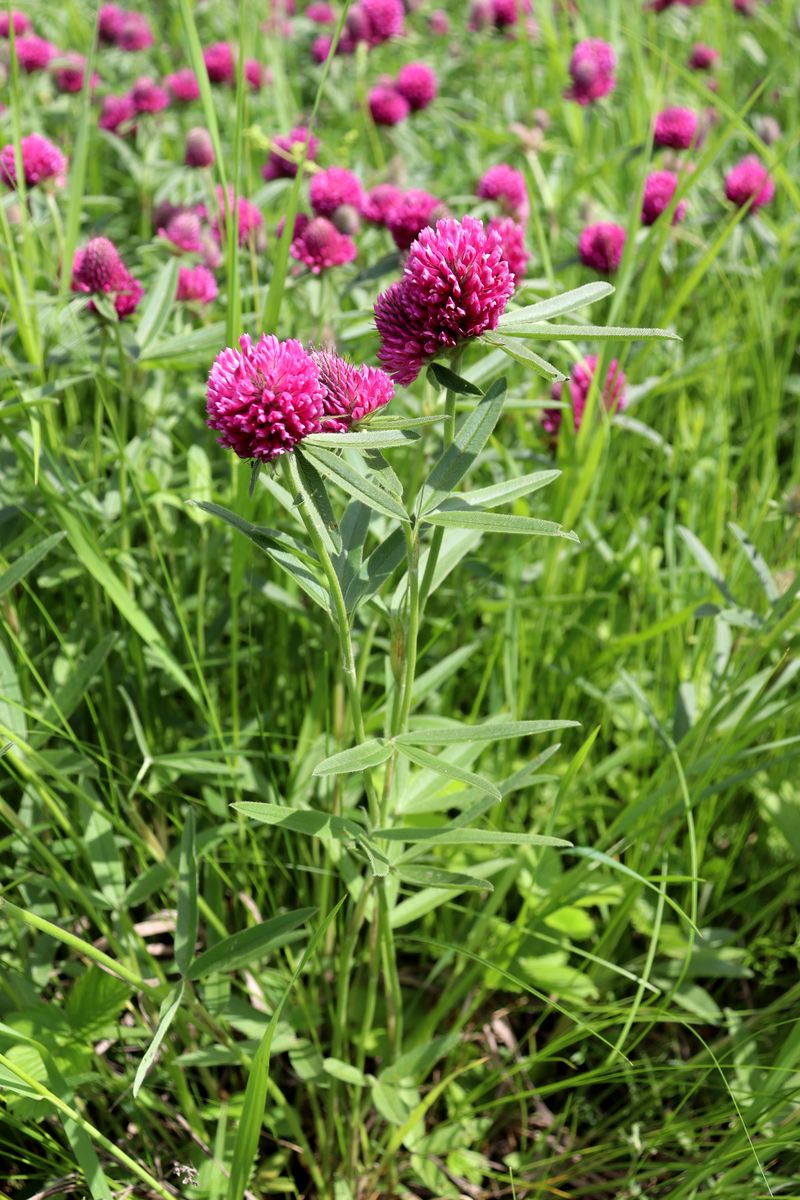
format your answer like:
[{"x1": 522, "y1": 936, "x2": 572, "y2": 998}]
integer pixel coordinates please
[
  {"x1": 724, "y1": 155, "x2": 774, "y2": 211},
  {"x1": 262, "y1": 126, "x2": 319, "y2": 181},
  {"x1": 543, "y1": 357, "x2": 627, "y2": 437},
  {"x1": 291, "y1": 216, "x2": 358, "y2": 273},
  {"x1": 374, "y1": 216, "x2": 515, "y2": 385},
  {"x1": 206, "y1": 335, "x2": 393, "y2": 462},
  {"x1": 0, "y1": 134, "x2": 66, "y2": 189},
  {"x1": 566, "y1": 39, "x2": 617, "y2": 105},
  {"x1": 368, "y1": 63, "x2": 438, "y2": 127},
  {"x1": 469, "y1": 0, "x2": 533, "y2": 30},
  {"x1": 312, "y1": 0, "x2": 405, "y2": 61},
  {"x1": 98, "y1": 5, "x2": 153, "y2": 51},
  {"x1": 71, "y1": 236, "x2": 143, "y2": 321},
  {"x1": 476, "y1": 165, "x2": 530, "y2": 287}
]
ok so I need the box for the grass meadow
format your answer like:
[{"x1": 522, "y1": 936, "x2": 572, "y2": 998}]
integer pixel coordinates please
[{"x1": 1, "y1": 0, "x2": 799, "y2": 1197}]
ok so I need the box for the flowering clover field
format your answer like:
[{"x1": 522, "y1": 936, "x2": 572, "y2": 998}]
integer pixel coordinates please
[{"x1": 1, "y1": 1, "x2": 799, "y2": 1197}]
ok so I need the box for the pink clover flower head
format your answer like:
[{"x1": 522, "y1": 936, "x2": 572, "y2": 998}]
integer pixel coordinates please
[
  {"x1": 724, "y1": 155, "x2": 774, "y2": 210},
  {"x1": 159, "y1": 211, "x2": 203, "y2": 254},
  {"x1": 0, "y1": 10, "x2": 31, "y2": 36},
  {"x1": 543, "y1": 356, "x2": 627, "y2": 436},
  {"x1": 369, "y1": 85, "x2": 409, "y2": 126},
  {"x1": 395, "y1": 62, "x2": 438, "y2": 111},
  {"x1": 291, "y1": 216, "x2": 357, "y2": 273},
  {"x1": 429, "y1": 10, "x2": 450, "y2": 33},
  {"x1": 307, "y1": 2, "x2": 336, "y2": 22},
  {"x1": 13, "y1": 36, "x2": 58, "y2": 72},
  {"x1": 166, "y1": 69, "x2": 200, "y2": 102},
  {"x1": 262, "y1": 126, "x2": 319, "y2": 180},
  {"x1": 642, "y1": 170, "x2": 686, "y2": 225},
  {"x1": 212, "y1": 185, "x2": 264, "y2": 246},
  {"x1": 203, "y1": 42, "x2": 235, "y2": 84},
  {"x1": 469, "y1": 0, "x2": 494, "y2": 30},
  {"x1": 53, "y1": 53, "x2": 99, "y2": 94},
  {"x1": 245, "y1": 58, "x2": 267, "y2": 90},
  {"x1": 733, "y1": 0, "x2": 757, "y2": 13},
  {"x1": 98, "y1": 5, "x2": 125, "y2": 42},
  {"x1": 116, "y1": 11, "x2": 154, "y2": 51},
  {"x1": 71, "y1": 237, "x2": 143, "y2": 320},
  {"x1": 654, "y1": 107, "x2": 698, "y2": 150},
  {"x1": 0, "y1": 134, "x2": 66, "y2": 189},
  {"x1": 566, "y1": 39, "x2": 616, "y2": 105},
  {"x1": 310, "y1": 167, "x2": 365, "y2": 218},
  {"x1": 375, "y1": 215, "x2": 514, "y2": 384},
  {"x1": 477, "y1": 162, "x2": 529, "y2": 222},
  {"x1": 311, "y1": 34, "x2": 333, "y2": 62},
  {"x1": 648, "y1": 0, "x2": 704, "y2": 9},
  {"x1": 385, "y1": 188, "x2": 441, "y2": 250},
  {"x1": 492, "y1": 0, "x2": 531, "y2": 27},
  {"x1": 185, "y1": 127, "x2": 215, "y2": 168},
  {"x1": 131, "y1": 77, "x2": 170, "y2": 114},
  {"x1": 312, "y1": 350, "x2": 394, "y2": 430},
  {"x1": 578, "y1": 222, "x2": 626, "y2": 274},
  {"x1": 206, "y1": 334, "x2": 325, "y2": 462},
  {"x1": 363, "y1": 182, "x2": 403, "y2": 225},
  {"x1": 99, "y1": 93, "x2": 136, "y2": 133},
  {"x1": 487, "y1": 216, "x2": 529, "y2": 288},
  {"x1": 689, "y1": 43, "x2": 719, "y2": 70},
  {"x1": 177, "y1": 264, "x2": 218, "y2": 305},
  {"x1": 362, "y1": 0, "x2": 405, "y2": 44}
]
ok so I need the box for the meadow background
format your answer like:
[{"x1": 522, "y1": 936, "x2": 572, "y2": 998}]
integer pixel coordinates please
[{"x1": 1, "y1": 0, "x2": 799, "y2": 1197}]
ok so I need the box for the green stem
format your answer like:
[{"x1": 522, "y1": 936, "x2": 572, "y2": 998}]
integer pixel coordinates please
[{"x1": 396, "y1": 523, "x2": 421, "y2": 738}]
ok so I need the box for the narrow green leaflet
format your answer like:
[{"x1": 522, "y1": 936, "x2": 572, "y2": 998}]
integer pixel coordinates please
[
  {"x1": 422, "y1": 508, "x2": 579, "y2": 542},
  {"x1": 380, "y1": 1031, "x2": 460, "y2": 1084},
  {"x1": 420, "y1": 377, "x2": 508, "y2": 515},
  {"x1": 394, "y1": 864, "x2": 493, "y2": 892},
  {"x1": 497, "y1": 321, "x2": 680, "y2": 341},
  {"x1": 481, "y1": 333, "x2": 567, "y2": 382},
  {"x1": 455, "y1": 470, "x2": 561, "y2": 510},
  {"x1": 344, "y1": 526, "x2": 406, "y2": 611},
  {"x1": 313, "y1": 739, "x2": 393, "y2": 776},
  {"x1": 426, "y1": 362, "x2": 483, "y2": 395},
  {"x1": 291, "y1": 452, "x2": 342, "y2": 557},
  {"x1": 187, "y1": 909, "x2": 316, "y2": 981},
  {"x1": 0, "y1": 532, "x2": 65, "y2": 600},
  {"x1": 497, "y1": 281, "x2": 614, "y2": 327},
  {"x1": 303, "y1": 430, "x2": 420, "y2": 449},
  {"x1": 234, "y1": 801, "x2": 363, "y2": 842},
  {"x1": 133, "y1": 982, "x2": 184, "y2": 1099},
  {"x1": 175, "y1": 809, "x2": 198, "y2": 978},
  {"x1": 135, "y1": 257, "x2": 180, "y2": 352},
  {"x1": 322, "y1": 1057, "x2": 368, "y2": 1086},
  {"x1": 375, "y1": 826, "x2": 571, "y2": 849},
  {"x1": 395, "y1": 718, "x2": 578, "y2": 745},
  {"x1": 395, "y1": 743, "x2": 501, "y2": 801},
  {"x1": 729, "y1": 522, "x2": 779, "y2": 603},
  {"x1": 303, "y1": 444, "x2": 410, "y2": 523}
]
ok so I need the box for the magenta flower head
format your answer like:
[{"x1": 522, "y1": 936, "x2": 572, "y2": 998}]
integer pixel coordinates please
[
  {"x1": 310, "y1": 167, "x2": 365, "y2": 218},
  {"x1": 291, "y1": 216, "x2": 357, "y2": 273},
  {"x1": 212, "y1": 185, "x2": 264, "y2": 246},
  {"x1": 492, "y1": 0, "x2": 531, "y2": 27},
  {"x1": 578, "y1": 222, "x2": 626, "y2": 274},
  {"x1": 642, "y1": 171, "x2": 686, "y2": 225},
  {"x1": 385, "y1": 188, "x2": 442, "y2": 250},
  {"x1": 369, "y1": 85, "x2": 410, "y2": 126},
  {"x1": 543, "y1": 356, "x2": 627, "y2": 436},
  {"x1": 689, "y1": 43, "x2": 719, "y2": 70},
  {"x1": 654, "y1": 107, "x2": 698, "y2": 150},
  {"x1": 131, "y1": 77, "x2": 170, "y2": 114},
  {"x1": 363, "y1": 182, "x2": 404, "y2": 226},
  {"x1": 477, "y1": 163, "x2": 529, "y2": 223},
  {"x1": 98, "y1": 5, "x2": 125, "y2": 42},
  {"x1": 116, "y1": 12, "x2": 154, "y2": 51},
  {"x1": 307, "y1": 2, "x2": 336, "y2": 22},
  {"x1": 203, "y1": 42, "x2": 235, "y2": 84},
  {"x1": 469, "y1": 0, "x2": 494, "y2": 30},
  {"x1": 312, "y1": 350, "x2": 394, "y2": 430},
  {"x1": 429, "y1": 9, "x2": 450, "y2": 33},
  {"x1": 362, "y1": 0, "x2": 405, "y2": 44},
  {"x1": 53, "y1": 53, "x2": 99, "y2": 94},
  {"x1": 566, "y1": 39, "x2": 616, "y2": 105},
  {"x1": 0, "y1": 10, "x2": 31, "y2": 36},
  {"x1": 487, "y1": 216, "x2": 529, "y2": 288},
  {"x1": 71, "y1": 237, "x2": 143, "y2": 320},
  {"x1": 0, "y1": 134, "x2": 66, "y2": 189},
  {"x1": 159, "y1": 211, "x2": 203, "y2": 254},
  {"x1": 724, "y1": 155, "x2": 774, "y2": 210},
  {"x1": 374, "y1": 216, "x2": 514, "y2": 385},
  {"x1": 99, "y1": 93, "x2": 136, "y2": 134},
  {"x1": 185, "y1": 127, "x2": 215, "y2": 168},
  {"x1": 245, "y1": 59, "x2": 267, "y2": 90},
  {"x1": 311, "y1": 34, "x2": 333, "y2": 63},
  {"x1": 733, "y1": 0, "x2": 757, "y2": 13},
  {"x1": 166, "y1": 69, "x2": 201, "y2": 102},
  {"x1": 13, "y1": 36, "x2": 58, "y2": 72},
  {"x1": 206, "y1": 334, "x2": 325, "y2": 462},
  {"x1": 177, "y1": 264, "x2": 218, "y2": 305},
  {"x1": 395, "y1": 62, "x2": 438, "y2": 111},
  {"x1": 262, "y1": 126, "x2": 319, "y2": 180}
]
